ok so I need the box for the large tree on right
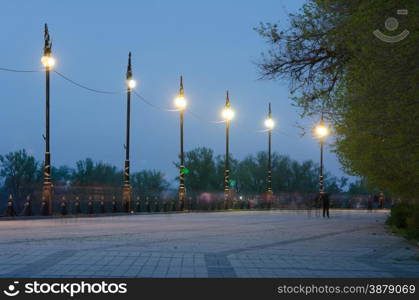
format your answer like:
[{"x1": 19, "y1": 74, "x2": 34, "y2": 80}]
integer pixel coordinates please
[{"x1": 256, "y1": 0, "x2": 418, "y2": 202}]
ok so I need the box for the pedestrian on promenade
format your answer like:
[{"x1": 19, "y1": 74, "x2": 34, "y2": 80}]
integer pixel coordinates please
[{"x1": 322, "y1": 192, "x2": 330, "y2": 218}]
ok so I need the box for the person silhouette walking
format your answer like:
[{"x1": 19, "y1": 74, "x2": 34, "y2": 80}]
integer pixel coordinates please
[{"x1": 321, "y1": 192, "x2": 330, "y2": 218}]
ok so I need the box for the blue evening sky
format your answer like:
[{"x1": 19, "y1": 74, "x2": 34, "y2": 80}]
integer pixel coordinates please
[{"x1": 0, "y1": 0, "x2": 353, "y2": 185}]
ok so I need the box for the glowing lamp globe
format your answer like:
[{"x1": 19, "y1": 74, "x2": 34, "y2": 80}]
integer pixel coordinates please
[
  {"x1": 127, "y1": 79, "x2": 136, "y2": 89},
  {"x1": 264, "y1": 118, "x2": 275, "y2": 129},
  {"x1": 174, "y1": 96, "x2": 187, "y2": 110},
  {"x1": 222, "y1": 107, "x2": 235, "y2": 121},
  {"x1": 315, "y1": 123, "x2": 329, "y2": 138},
  {"x1": 41, "y1": 55, "x2": 55, "y2": 68}
]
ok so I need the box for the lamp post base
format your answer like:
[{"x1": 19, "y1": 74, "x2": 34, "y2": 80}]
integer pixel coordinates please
[
  {"x1": 267, "y1": 190, "x2": 273, "y2": 209},
  {"x1": 122, "y1": 185, "x2": 132, "y2": 213},
  {"x1": 178, "y1": 186, "x2": 186, "y2": 211},
  {"x1": 42, "y1": 182, "x2": 54, "y2": 215},
  {"x1": 224, "y1": 190, "x2": 230, "y2": 209}
]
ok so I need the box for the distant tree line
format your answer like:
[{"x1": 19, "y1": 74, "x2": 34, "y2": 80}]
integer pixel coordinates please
[
  {"x1": 0, "y1": 150, "x2": 169, "y2": 205},
  {"x1": 177, "y1": 147, "x2": 354, "y2": 195},
  {"x1": 0, "y1": 148, "x2": 373, "y2": 207}
]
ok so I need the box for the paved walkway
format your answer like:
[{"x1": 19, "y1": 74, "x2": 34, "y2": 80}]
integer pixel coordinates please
[{"x1": 0, "y1": 210, "x2": 418, "y2": 278}]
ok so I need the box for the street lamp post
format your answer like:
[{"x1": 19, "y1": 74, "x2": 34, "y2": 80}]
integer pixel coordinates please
[
  {"x1": 174, "y1": 76, "x2": 187, "y2": 211},
  {"x1": 122, "y1": 52, "x2": 136, "y2": 212},
  {"x1": 314, "y1": 118, "x2": 330, "y2": 218},
  {"x1": 264, "y1": 103, "x2": 275, "y2": 195},
  {"x1": 320, "y1": 137, "x2": 324, "y2": 193},
  {"x1": 222, "y1": 91, "x2": 234, "y2": 209},
  {"x1": 41, "y1": 24, "x2": 56, "y2": 215},
  {"x1": 314, "y1": 118, "x2": 329, "y2": 193}
]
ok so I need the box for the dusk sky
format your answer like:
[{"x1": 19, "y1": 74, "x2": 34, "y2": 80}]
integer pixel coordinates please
[{"x1": 0, "y1": 0, "x2": 353, "y2": 185}]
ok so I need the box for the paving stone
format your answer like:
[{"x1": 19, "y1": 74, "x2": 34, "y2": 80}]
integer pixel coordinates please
[{"x1": 0, "y1": 210, "x2": 418, "y2": 277}]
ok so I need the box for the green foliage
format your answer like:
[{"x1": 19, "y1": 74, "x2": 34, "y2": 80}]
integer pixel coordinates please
[
  {"x1": 334, "y1": 0, "x2": 419, "y2": 200},
  {"x1": 256, "y1": 0, "x2": 419, "y2": 202},
  {"x1": 177, "y1": 148, "x2": 347, "y2": 194},
  {"x1": 387, "y1": 203, "x2": 419, "y2": 239},
  {"x1": 325, "y1": 176, "x2": 348, "y2": 194},
  {"x1": 131, "y1": 170, "x2": 170, "y2": 199},
  {"x1": 387, "y1": 203, "x2": 410, "y2": 228},
  {"x1": 0, "y1": 152, "x2": 171, "y2": 199},
  {"x1": 254, "y1": 0, "x2": 355, "y2": 117},
  {"x1": 214, "y1": 153, "x2": 239, "y2": 191},
  {"x1": 51, "y1": 165, "x2": 72, "y2": 185},
  {"x1": 176, "y1": 147, "x2": 218, "y2": 193},
  {"x1": 0, "y1": 149, "x2": 40, "y2": 202},
  {"x1": 406, "y1": 208, "x2": 419, "y2": 239},
  {"x1": 0, "y1": 148, "x2": 351, "y2": 202},
  {"x1": 347, "y1": 178, "x2": 376, "y2": 195},
  {"x1": 71, "y1": 158, "x2": 122, "y2": 186}
]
